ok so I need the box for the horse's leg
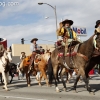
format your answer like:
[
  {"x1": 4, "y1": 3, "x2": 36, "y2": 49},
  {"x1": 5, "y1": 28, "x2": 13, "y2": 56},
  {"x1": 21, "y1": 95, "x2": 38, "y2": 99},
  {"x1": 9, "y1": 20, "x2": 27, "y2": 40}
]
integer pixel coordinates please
[
  {"x1": 38, "y1": 72, "x2": 43, "y2": 86},
  {"x1": 60, "y1": 68, "x2": 67, "y2": 91},
  {"x1": 0, "y1": 74, "x2": 3, "y2": 84},
  {"x1": 2, "y1": 71, "x2": 8, "y2": 91},
  {"x1": 56, "y1": 67, "x2": 60, "y2": 82},
  {"x1": 53, "y1": 66, "x2": 60, "y2": 92},
  {"x1": 9, "y1": 72, "x2": 13, "y2": 84},
  {"x1": 42, "y1": 69, "x2": 49, "y2": 87},
  {"x1": 73, "y1": 73, "x2": 80, "y2": 93},
  {"x1": 26, "y1": 72, "x2": 29, "y2": 87},
  {"x1": 28, "y1": 73, "x2": 31, "y2": 87},
  {"x1": 82, "y1": 70, "x2": 93, "y2": 94},
  {"x1": 6, "y1": 72, "x2": 9, "y2": 84},
  {"x1": 75, "y1": 69, "x2": 82, "y2": 83},
  {"x1": 66, "y1": 72, "x2": 69, "y2": 83}
]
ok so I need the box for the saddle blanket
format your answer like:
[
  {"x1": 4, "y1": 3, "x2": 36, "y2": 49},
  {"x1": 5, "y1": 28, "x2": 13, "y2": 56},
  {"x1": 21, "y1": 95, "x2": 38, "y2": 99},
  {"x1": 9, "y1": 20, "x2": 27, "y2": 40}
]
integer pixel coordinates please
[{"x1": 58, "y1": 52, "x2": 77, "y2": 57}]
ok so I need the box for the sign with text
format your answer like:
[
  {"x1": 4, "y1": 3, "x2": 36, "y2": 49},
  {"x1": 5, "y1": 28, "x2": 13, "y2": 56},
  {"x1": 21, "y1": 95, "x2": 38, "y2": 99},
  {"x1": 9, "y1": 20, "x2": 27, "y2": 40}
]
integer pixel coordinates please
[{"x1": 72, "y1": 26, "x2": 87, "y2": 36}]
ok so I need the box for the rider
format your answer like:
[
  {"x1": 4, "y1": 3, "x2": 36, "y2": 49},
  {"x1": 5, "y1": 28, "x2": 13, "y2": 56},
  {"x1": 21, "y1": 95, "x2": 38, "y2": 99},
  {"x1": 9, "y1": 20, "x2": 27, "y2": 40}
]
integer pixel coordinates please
[
  {"x1": 29, "y1": 38, "x2": 40, "y2": 71},
  {"x1": 57, "y1": 19, "x2": 77, "y2": 55},
  {"x1": 20, "y1": 52, "x2": 26, "y2": 61},
  {"x1": 94, "y1": 20, "x2": 100, "y2": 50}
]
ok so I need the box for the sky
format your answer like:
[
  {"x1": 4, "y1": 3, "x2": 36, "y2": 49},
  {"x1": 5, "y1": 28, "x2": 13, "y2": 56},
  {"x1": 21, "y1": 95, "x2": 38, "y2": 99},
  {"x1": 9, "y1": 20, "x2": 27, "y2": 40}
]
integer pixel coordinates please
[{"x1": 0, "y1": 0, "x2": 100, "y2": 47}]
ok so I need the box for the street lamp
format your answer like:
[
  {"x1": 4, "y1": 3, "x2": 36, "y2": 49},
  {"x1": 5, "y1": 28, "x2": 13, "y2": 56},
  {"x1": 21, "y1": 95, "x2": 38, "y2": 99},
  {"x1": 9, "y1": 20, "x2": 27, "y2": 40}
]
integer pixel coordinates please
[{"x1": 38, "y1": 2, "x2": 58, "y2": 39}]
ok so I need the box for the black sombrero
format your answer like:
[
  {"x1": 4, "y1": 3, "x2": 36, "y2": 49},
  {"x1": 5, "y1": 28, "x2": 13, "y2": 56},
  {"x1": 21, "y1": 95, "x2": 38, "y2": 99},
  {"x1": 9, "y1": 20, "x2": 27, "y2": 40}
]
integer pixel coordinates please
[
  {"x1": 62, "y1": 19, "x2": 73, "y2": 26},
  {"x1": 30, "y1": 38, "x2": 38, "y2": 43},
  {"x1": 21, "y1": 52, "x2": 25, "y2": 54},
  {"x1": 95, "y1": 20, "x2": 100, "y2": 28}
]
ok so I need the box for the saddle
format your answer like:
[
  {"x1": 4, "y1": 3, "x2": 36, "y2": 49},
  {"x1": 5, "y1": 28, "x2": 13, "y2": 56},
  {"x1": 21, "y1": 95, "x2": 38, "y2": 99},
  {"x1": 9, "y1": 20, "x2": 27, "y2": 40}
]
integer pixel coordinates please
[{"x1": 58, "y1": 40, "x2": 80, "y2": 57}]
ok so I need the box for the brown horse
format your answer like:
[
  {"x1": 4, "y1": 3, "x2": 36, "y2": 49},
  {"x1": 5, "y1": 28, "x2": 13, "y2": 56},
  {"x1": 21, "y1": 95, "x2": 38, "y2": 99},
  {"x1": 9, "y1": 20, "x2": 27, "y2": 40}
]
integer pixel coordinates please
[
  {"x1": 34, "y1": 52, "x2": 51, "y2": 86},
  {"x1": 48, "y1": 33, "x2": 100, "y2": 93},
  {"x1": 19, "y1": 54, "x2": 32, "y2": 86}
]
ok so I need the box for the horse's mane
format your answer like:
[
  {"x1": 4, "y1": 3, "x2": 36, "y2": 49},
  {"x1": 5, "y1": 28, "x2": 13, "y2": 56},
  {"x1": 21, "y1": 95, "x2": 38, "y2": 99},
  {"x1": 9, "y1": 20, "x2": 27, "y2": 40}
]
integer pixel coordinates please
[{"x1": 83, "y1": 33, "x2": 95, "y2": 43}]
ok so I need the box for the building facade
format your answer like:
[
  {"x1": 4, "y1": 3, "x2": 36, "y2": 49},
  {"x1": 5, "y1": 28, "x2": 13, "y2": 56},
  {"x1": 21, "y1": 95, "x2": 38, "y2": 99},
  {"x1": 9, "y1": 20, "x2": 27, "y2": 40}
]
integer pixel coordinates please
[{"x1": 12, "y1": 44, "x2": 55, "y2": 56}]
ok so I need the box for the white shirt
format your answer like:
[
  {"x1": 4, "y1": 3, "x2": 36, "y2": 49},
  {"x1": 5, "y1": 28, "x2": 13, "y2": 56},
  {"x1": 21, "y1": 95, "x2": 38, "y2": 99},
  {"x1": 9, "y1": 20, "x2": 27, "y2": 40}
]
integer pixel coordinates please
[{"x1": 30, "y1": 43, "x2": 40, "y2": 52}]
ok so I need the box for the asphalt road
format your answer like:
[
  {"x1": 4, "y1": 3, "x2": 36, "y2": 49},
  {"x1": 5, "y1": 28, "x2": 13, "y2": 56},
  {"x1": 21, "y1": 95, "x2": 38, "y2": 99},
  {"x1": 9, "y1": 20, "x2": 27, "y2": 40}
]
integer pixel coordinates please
[{"x1": 0, "y1": 75, "x2": 100, "y2": 100}]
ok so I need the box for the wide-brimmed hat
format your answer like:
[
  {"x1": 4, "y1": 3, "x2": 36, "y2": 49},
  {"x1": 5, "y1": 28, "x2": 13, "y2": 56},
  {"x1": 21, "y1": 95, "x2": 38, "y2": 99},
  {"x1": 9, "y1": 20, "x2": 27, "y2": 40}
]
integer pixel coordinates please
[
  {"x1": 30, "y1": 38, "x2": 38, "y2": 43},
  {"x1": 95, "y1": 20, "x2": 100, "y2": 28},
  {"x1": 40, "y1": 46, "x2": 42, "y2": 48},
  {"x1": 62, "y1": 19, "x2": 73, "y2": 26},
  {"x1": 21, "y1": 52, "x2": 25, "y2": 54}
]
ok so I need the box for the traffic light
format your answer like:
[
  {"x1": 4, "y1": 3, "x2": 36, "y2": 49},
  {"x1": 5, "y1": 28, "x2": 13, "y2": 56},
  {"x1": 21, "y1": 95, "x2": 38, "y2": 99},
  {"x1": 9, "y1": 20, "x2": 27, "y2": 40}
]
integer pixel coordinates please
[{"x1": 21, "y1": 38, "x2": 24, "y2": 44}]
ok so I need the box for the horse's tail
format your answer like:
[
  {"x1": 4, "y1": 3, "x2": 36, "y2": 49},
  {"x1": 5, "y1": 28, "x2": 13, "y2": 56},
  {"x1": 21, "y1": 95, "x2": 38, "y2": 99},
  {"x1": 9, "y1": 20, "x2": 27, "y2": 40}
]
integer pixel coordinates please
[{"x1": 48, "y1": 57, "x2": 53, "y2": 84}]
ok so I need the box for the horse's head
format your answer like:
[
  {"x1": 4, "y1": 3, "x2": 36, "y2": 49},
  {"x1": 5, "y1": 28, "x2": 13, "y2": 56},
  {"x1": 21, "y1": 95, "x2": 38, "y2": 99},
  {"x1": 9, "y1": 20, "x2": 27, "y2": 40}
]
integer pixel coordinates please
[
  {"x1": 35, "y1": 54, "x2": 41, "y2": 61},
  {"x1": 95, "y1": 28, "x2": 100, "y2": 49},
  {"x1": 4, "y1": 50, "x2": 12, "y2": 62}
]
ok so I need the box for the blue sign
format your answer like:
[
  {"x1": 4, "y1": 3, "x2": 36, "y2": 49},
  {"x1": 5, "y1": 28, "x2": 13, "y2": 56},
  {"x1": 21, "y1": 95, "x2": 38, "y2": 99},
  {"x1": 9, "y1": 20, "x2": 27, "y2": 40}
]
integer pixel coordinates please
[{"x1": 72, "y1": 26, "x2": 87, "y2": 36}]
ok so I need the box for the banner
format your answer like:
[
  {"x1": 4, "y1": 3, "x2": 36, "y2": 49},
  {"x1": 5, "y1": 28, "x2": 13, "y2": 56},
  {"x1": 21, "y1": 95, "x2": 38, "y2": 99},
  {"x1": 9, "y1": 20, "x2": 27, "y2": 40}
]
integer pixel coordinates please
[{"x1": 72, "y1": 26, "x2": 87, "y2": 36}]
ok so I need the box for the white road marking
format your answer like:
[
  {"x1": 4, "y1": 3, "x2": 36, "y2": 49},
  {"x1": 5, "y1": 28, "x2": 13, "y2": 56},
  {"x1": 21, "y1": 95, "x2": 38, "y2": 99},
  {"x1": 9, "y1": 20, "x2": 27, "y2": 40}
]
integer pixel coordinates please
[{"x1": 0, "y1": 95, "x2": 47, "y2": 100}]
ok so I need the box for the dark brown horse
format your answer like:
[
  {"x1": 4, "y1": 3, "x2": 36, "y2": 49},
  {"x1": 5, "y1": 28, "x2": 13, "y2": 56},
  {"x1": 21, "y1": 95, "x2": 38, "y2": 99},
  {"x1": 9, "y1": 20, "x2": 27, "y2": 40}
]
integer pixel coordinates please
[
  {"x1": 48, "y1": 33, "x2": 100, "y2": 93},
  {"x1": 85, "y1": 55, "x2": 100, "y2": 83}
]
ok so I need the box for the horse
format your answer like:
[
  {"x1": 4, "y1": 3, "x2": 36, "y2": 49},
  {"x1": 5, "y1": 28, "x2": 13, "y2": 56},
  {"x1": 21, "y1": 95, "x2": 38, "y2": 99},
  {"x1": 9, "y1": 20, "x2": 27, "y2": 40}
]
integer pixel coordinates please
[
  {"x1": 19, "y1": 54, "x2": 32, "y2": 87},
  {"x1": 9, "y1": 63, "x2": 17, "y2": 83},
  {"x1": 17, "y1": 62, "x2": 24, "y2": 80},
  {"x1": 34, "y1": 52, "x2": 51, "y2": 86},
  {"x1": 85, "y1": 55, "x2": 100, "y2": 86},
  {"x1": 0, "y1": 63, "x2": 17, "y2": 84},
  {"x1": 48, "y1": 33, "x2": 100, "y2": 93},
  {"x1": 0, "y1": 50, "x2": 12, "y2": 91}
]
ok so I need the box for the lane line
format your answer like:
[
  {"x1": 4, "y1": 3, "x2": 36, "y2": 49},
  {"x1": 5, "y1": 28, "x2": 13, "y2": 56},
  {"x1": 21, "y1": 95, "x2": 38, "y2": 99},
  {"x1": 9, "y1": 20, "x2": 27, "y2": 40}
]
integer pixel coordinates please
[{"x1": 0, "y1": 95, "x2": 47, "y2": 100}]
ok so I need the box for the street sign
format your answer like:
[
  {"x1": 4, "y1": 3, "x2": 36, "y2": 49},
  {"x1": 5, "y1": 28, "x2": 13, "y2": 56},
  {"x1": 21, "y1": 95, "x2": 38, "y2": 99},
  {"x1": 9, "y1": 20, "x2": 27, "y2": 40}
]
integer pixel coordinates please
[{"x1": 72, "y1": 26, "x2": 87, "y2": 36}]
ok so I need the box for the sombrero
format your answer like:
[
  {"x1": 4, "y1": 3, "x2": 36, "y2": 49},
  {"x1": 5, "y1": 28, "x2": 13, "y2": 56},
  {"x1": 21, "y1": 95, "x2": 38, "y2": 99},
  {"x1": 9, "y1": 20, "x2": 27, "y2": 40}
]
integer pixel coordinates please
[
  {"x1": 40, "y1": 46, "x2": 42, "y2": 48},
  {"x1": 95, "y1": 20, "x2": 100, "y2": 28},
  {"x1": 62, "y1": 19, "x2": 73, "y2": 26},
  {"x1": 21, "y1": 52, "x2": 25, "y2": 54},
  {"x1": 30, "y1": 38, "x2": 38, "y2": 43}
]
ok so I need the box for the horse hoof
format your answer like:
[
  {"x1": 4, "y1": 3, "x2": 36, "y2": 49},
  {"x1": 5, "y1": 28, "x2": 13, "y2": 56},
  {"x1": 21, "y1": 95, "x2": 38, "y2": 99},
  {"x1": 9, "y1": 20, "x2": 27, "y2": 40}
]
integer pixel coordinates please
[
  {"x1": 89, "y1": 91, "x2": 95, "y2": 95},
  {"x1": 56, "y1": 87, "x2": 60, "y2": 92},
  {"x1": 28, "y1": 84, "x2": 30, "y2": 87},
  {"x1": 47, "y1": 84, "x2": 50, "y2": 87},
  {"x1": 74, "y1": 90, "x2": 78, "y2": 93},
  {"x1": 39, "y1": 84, "x2": 42, "y2": 86},
  {"x1": 49, "y1": 84, "x2": 52, "y2": 87},
  {"x1": 63, "y1": 88, "x2": 67, "y2": 92},
  {"x1": 2, "y1": 86, "x2": 5, "y2": 89},
  {"x1": 56, "y1": 89, "x2": 60, "y2": 92},
  {"x1": 6, "y1": 88, "x2": 9, "y2": 91}
]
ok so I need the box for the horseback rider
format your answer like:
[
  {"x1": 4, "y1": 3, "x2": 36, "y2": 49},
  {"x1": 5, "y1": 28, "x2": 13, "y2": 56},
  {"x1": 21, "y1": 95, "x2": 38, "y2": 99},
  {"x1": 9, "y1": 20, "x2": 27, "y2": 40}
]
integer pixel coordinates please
[
  {"x1": 20, "y1": 52, "x2": 26, "y2": 61},
  {"x1": 94, "y1": 20, "x2": 100, "y2": 50},
  {"x1": 57, "y1": 19, "x2": 77, "y2": 55},
  {"x1": 29, "y1": 38, "x2": 40, "y2": 71},
  {"x1": 0, "y1": 43, "x2": 5, "y2": 57}
]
